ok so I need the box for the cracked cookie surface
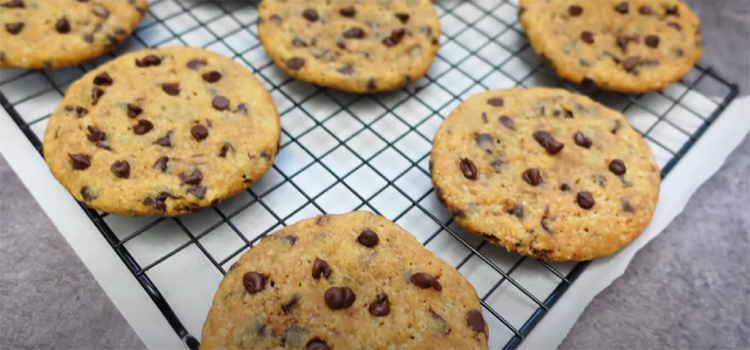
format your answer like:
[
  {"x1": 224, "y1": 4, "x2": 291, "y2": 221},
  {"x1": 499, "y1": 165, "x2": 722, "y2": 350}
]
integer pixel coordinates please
[
  {"x1": 519, "y1": 0, "x2": 701, "y2": 93},
  {"x1": 0, "y1": 0, "x2": 147, "y2": 69},
  {"x1": 257, "y1": 0, "x2": 441, "y2": 93},
  {"x1": 430, "y1": 88, "x2": 660, "y2": 261},
  {"x1": 201, "y1": 211, "x2": 488, "y2": 350},
  {"x1": 43, "y1": 46, "x2": 280, "y2": 216}
]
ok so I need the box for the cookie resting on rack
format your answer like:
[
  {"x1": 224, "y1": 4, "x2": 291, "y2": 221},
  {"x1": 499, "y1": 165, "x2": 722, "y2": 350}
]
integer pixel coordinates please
[
  {"x1": 519, "y1": 0, "x2": 702, "y2": 93},
  {"x1": 430, "y1": 87, "x2": 660, "y2": 261},
  {"x1": 257, "y1": 0, "x2": 441, "y2": 93},
  {"x1": 0, "y1": 0, "x2": 147, "y2": 69},
  {"x1": 43, "y1": 46, "x2": 280, "y2": 216},
  {"x1": 201, "y1": 211, "x2": 489, "y2": 350}
]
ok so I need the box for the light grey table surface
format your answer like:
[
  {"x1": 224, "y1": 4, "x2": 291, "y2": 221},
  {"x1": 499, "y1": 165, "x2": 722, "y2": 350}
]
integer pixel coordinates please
[{"x1": 1, "y1": 1, "x2": 748, "y2": 349}]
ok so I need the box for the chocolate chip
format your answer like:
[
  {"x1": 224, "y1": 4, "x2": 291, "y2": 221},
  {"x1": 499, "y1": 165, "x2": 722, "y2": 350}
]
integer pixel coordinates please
[
  {"x1": 292, "y1": 37, "x2": 307, "y2": 47},
  {"x1": 0, "y1": 0, "x2": 24, "y2": 8},
  {"x1": 80, "y1": 186, "x2": 94, "y2": 201},
  {"x1": 218, "y1": 142, "x2": 233, "y2": 157},
  {"x1": 302, "y1": 8, "x2": 319, "y2": 22},
  {"x1": 154, "y1": 156, "x2": 169, "y2": 172},
  {"x1": 560, "y1": 183, "x2": 571, "y2": 191},
  {"x1": 312, "y1": 259, "x2": 331, "y2": 279},
  {"x1": 111, "y1": 160, "x2": 130, "y2": 179},
  {"x1": 343, "y1": 27, "x2": 365, "y2": 38},
  {"x1": 518, "y1": 6, "x2": 527, "y2": 15},
  {"x1": 499, "y1": 116, "x2": 515, "y2": 130},
  {"x1": 383, "y1": 28, "x2": 406, "y2": 46},
  {"x1": 5, "y1": 22, "x2": 23, "y2": 34},
  {"x1": 523, "y1": 168, "x2": 541, "y2": 186},
  {"x1": 287, "y1": 57, "x2": 305, "y2": 71},
  {"x1": 124, "y1": 104, "x2": 141, "y2": 118},
  {"x1": 93, "y1": 4, "x2": 109, "y2": 18},
  {"x1": 187, "y1": 186, "x2": 206, "y2": 199},
  {"x1": 674, "y1": 48, "x2": 684, "y2": 57},
  {"x1": 411, "y1": 273, "x2": 442, "y2": 291},
  {"x1": 541, "y1": 218, "x2": 552, "y2": 232},
  {"x1": 325, "y1": 287, "x2": 355, "y2": 310},
  {"x1": 135, "y1": 55, "x2": 161, "y2": 67},
  {"x1": 623, "y1": 56, "x2": 640, "y2": 72},
  {"x1": 235, "y1": 104, "x2": 248, "y2": 115},
  {"x1": 69, "y1": 154, "x2": 91, "y2": 170},
  {"x1": 186, "y1": 59, "x2": 207, "y2": 69},
  {"x1": 420, "y1": 26, "x2": 433, "y2": 36},
  {"x1": 533, "y1": 131, "x2": 565, "y2": 154},
  {"x1": 564, "y1": 109, "x2": 574, "y2": 118},
  {"x1": 665, "y1": 5, "x2": 679, "y2": 16},
  {"x1": 614, "y1": 2, "x2": 629, "y2": 14},
  {"x1": 357, "y1": 229, "x2": 379, "y2": 247},
  {"x1": 202, "y1": 71, "x2": 221, "y2": 83},
  {"x1": 668, "y1": 22, "x2": 681, "y2": 31},
  {"x1": 260, "y1": 151, "x2": 272, "y2": 160},
  {"x1": 507, "y1": 205, "x2": 524, "y2": 219},
  {"x1": 337, "y1": 64, "x2": 354, "y2": 75},
  {"x1": 56, "y1": 17, "x2": 70, "y2": 34},
  {"x1": 580, "y1": 31, "x2": 594, "y2": 44},
  {"x1": 604, "y1": 51, "x2": 622, "y2": 64},
  {"x1": 212, "y1": 96, "x2": 229, "y2": 111},
  {"x1": 467, "y1": 310, "x2": 486, "y2": 333},
  {"x1": 368, "y1": 293, "x2": 390, "y2": 316},
  {"x1": 74, "y1": 106, "x2": 88, "y2": 118},
  {"x1": 93, "y1": 72, "x2": 113, "y2": 86},
  {"x1": 269, "y1": 14, "x2": 282, "y2": 24},
  {"x1": 475, "y1": 133, "x2": 492, "y2": 147},
  {"x1": 87, "y1": 125, "x2": 106, "y2": 142},
  {"x1": 639, "y1": 5, "x2": 652, "y2": 14},
  {"x1": 452, "y1": 209, "x2": 466, "y2": 219},
  {"x1": 487, "y1": 98, "x2": 503, "y2": 106},
  {"x1": 306, "y1": 339, "x2": 330, "y2": 350},
  {"x1": 84, "y1": 34, "x2": 94, "y2": 43},
  {"x1": 281, "y1": 294, "x2": 300, "y2": 314},
  {"x1": 179, "y1": 168, "x2": 203, "y2": 185},
  {"x1": 340, "y1": 6, "x2": 356, "y2": 17},
  {"x1": 191, "y1": 124, "x2": 209, "y2": 141},
  {"x1": 336, "y1": 39, "x2": 346, "y2": 49},
  {"x1": 491, "y1": 159, "x2": 504, "y2": 171},
  {"x1": 622, "y1": 198, "x2": 635, "y2": 212},
  {"x1": 162, "y1": 83, "x2": 180, "y2": 96},
  {"x1": 367, "y1": 78, "x2": 377, "y2": 91},
  {"x1": 568, "y1": 5, "x2": 583, "y2": 16},
  {"x1": 644, "y1": 35, "x2": 660, "y2": 48},
  {"x1": 609, "y1": 159, "x2": 627, "y2": 175},
  {"x1": 243, "y1": 272, "x2": 266, "y2": 294},
  {"x1": 612, "y1": 120, "x2": 622, "y2": 134},
  {"x1": 460, "y1": 158, "x2": 478, "y2": 180},
  {"x1": 132, "y1": 119, "x2": 153, "y2": 135},
  {"x1": 574, "y1": 132, "x2": 592, "y2": 148},
  {"x1": 395, "y1": 13, "x2": 410, "y2": 23},
  {"x1": 91, "y1": 87, "x2": 105, "y2": 105},
  {"x1": 577, "y1": 191, "x2": 595, "y2": 209}
]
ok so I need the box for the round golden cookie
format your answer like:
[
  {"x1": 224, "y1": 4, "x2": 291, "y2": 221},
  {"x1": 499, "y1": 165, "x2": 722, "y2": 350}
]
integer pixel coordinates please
[
  {"x1": 0, "y1": 0, "x2": 147, "y2": 69},
  {"x1": 201, "y1": 211, "x2": 489, "y2": 350},
  {"x1": 43, "y1": 47, "x2": 280, "y2": 216},
  {"x1": 519, "y1": 0, "x2": 702, "y2": 93},
  {"x1": 257, "y1": 0, "x2": 441, "y2": 93},
  {"x1": 430, "y1": 88, "x2": 660, "y2": 261}
]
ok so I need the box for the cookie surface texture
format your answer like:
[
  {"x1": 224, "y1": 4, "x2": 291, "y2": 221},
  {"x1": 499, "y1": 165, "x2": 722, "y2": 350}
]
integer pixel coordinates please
[
  {"x1": 431, "y1": 88, "x2": 660, "y2": 261},
  {"x1": 0, "y1": 0, "x2": 147, "y2": 69},
  {"x1": 519, "y1": 0, "x2": 701, "y2": 93},
  {"x1": 257, "y1": 0, "x2": 441, "y2": 93},
  {"x1": 201, "y1": 211, "x2": 489, "y2": 350},
  {"x1": 43, "y1": 46, "x2": 280, "y2": 216}
]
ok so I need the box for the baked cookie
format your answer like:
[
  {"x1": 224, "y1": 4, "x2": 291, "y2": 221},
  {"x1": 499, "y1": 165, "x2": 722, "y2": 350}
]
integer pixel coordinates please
[
  {"x1": 430, "y1": 88, "x2": 660, "y2": 261},
  {"x1": 201, "y1": 211, "x2": 489, "y2": 350},
  {"x1": 0, "y1": 0, "x2": 147, "y2": 69},
  {"x1": 519, "y1": 0, "x2": 702, "y2": 93},
  {"x1": 257, "y1": 0, "x2": 441, "y2": 93},
  {"x1": 43, "y1": 47, "x2": 280, "y2": 216}
]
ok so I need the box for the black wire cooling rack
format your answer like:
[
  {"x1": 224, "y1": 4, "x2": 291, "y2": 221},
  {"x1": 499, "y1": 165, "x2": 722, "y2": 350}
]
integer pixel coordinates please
[{"x1": 0, "y1": 0, "x2": 739, "y2": 349}]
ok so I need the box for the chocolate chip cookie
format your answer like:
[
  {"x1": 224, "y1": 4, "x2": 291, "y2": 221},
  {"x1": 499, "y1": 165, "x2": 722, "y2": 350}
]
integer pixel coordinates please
[
  {"x1": 43, "y1": 47, "x2": 281, "y2": 216},
  {"x1": 430, "y1": 88, "x2": 660, "y2": 261},
  {"x1": 0, "y1": 0, "x2": 147, "y2": 69},
  {"x1": 257, "y1": 0, "x2": 441, "y2": 93},
  {"x1": 201, "y1": 211, "x2": 489, "y2": 350},
  {"x1": 519, "y1": 0, "x2": 702, "y2": 93}
]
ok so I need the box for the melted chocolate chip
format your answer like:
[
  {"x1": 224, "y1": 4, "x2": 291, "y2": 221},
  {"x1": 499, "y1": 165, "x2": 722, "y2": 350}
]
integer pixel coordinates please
[
  {"x1": 179, "y1": 169, "x2": 203, "y2": 185},
  {"x1": 162, "y1": 83, "x2": 180, "y2": 96},
  {"x1": 56, "y1": 17, "x2": 71, "y2": 34},
  {"x1": 623, "y1": 56, "x2": 640, "y2": 72},
  {"x1": 452, "y1": 209, "x2": 467, "y2": 219},
  {"x1": 523, "y1": 168, "x2": 541, "y2": 186},
  {"x1": 75, "y1": 106, "x2": 88, "y2": 118},
  {"x1": 580, "y1": 31, "x2": 594, "y2": 44},
  {"x1": 202, "y1": 71, "x2": 221, "y2": 83},
  {"x1": 467, "y1": 310, "x2": 486, "y2": 333},
  {"x1": 560, "y1": 183, "x2": 571, "y2": 191},
  {"x1": 93, "y1": 4, "x2": 109, "y2": 18},
  {"x1": 80, "y1": 186, "x2": 94, "y2": 201},
  {"x1": 499, "y1": 116, "x2": 515, "y2": 130},
  {"x1": 191, "y1": 124, "x2": 209, "y2": 141},
  {"x1": 644, "y1": 35, "x2": 660, "y2": 48},
  {"x1": 609, "y1": 159, "x2": 627, "y2": 175},
  {"x1": 93, "y1": 72, "x2": 113, "y2": 86},
  {"x1": 87, "y1": 125, "x2": 106, "y2": 142},
  {"x1": 135, "y1": 55, "x2": 161, "y2": 67},
  {"x1": 668, "y1": 22, "x2": 682, "y2": 31},
  {"x1": 92, "y1": 87, "x2": 105, "y2": 105},
  {"x1": 367, "y1": 78, "x2": 377, "y2": 91},
  {"x1": 411, "y1": 273, "x2": 442, "y2": 291},
  {"x1": 133, "y1": 119, "x2": 153, "y2": 135},
  {"x1": 186, "y1": 59, "x2": 207, "y2": 69},
  {"x1": 281, "y1": 294, "x2": 299, "y2": 314},
  {"x1": 287, "y1": 57, "x2": 305, "y2": 70},
  {"x1": 368, "y1": 293, "x2": 390, "y2": 316},
  {"x1": 357, "y1": 229, "x2": 379, "y2": 247},
  {"x1": 541, "y1": 218, "x2": 552, "y2": 232},
  {"x1": 460, "y1": 158, "x2": 478, "y2": 180},
  {"x1": 574, "y1": 132, "x2": 592, "y2": 148},
  {"x1": 337, "y1": 64, "x2": 354, "y2": 75},
  {"x1": 312, "y1": 259, "x2": 331, "y2": 279},
  {"x1": 302, "y1": 8, "x2": 319, "y2": 22},
  {"x1": 622, "y1": 198, "x2": 635, "y2": 212},
  {"x1": 126, "y1": 104, "x2": 142, "y2": 118},
  {"x1": 269, "y1": 14, "x2": 282, "y2": 24},
  {"x1": 614, "y1": 2, "x2": 629, "y2": 14},
  {"x1": 111, "y1": 160, "x2": 130, "y2": 179},
  {"x1": 69, "y1": 154, "x2": 91, "y2": 170},
  {"x1": 507, "y1": 205, "x2": 524, "y2": 219},
  {"x1": 336, "y1": 39, "x2": 346, "y2": 49},
  {"x1": 306, "y1": 339, "x2": 330, "y2": 350},
  {"x1": 343, "y1": 27, "x2": 365, "y2": 38},
  {"x1": 491, "y1": 159, "x2": 504, "y2": 171},
  {"x1": 639, "y1": 5, "x2": 652, "y2": 14},
  {"x1": 187, "y1": 186, "x2": 206, "y2": 199},
  {"x1": 339, "y1": 6, "x2": 356, "y2": 17},
  {"x1": 395, "y1": 13, "x2": 410, "y2": 23},
  {"x1": 219, "y1": 142, "x2": 233, "y2": 157},
  {"x1": 5, "y1": 22, "x2": 23, "y2": 34},
  {"x1": 665, "y1": 5, "x2": 679, "y2": 16},
  {"x1": 83, "y1": 34, "x2": 94, "y2": 43},
  {"x1": 292, "y1": 37, "x2": 308, "y2": 47},
  {"x1": 0, "y1": 0, "x2": 24, "y2": 8},
  {"x1": 243, "y1": 272, "x2": 266, "y2": 294},
  {"x1": 212, "y1": 96, "x2": 229, "y2": 111},
  {"x1": 612, "y1": 120, "x2": 622, "y2": 134},
  {"x1": 568, "y1": 5, "x2": 583, "y2": 16},
  {"x1": 475, "y1": 133, "x2": 492, "y2": 147},
  {"x1": 533, "y1": 131, "x2": 565, "y2": 154},
  {"x1": 154, "y1": 156, "x2": 169, "y2": 172},
  {"x1": 577, "y1": 191, "x2": 595, "y2": 209},
  {"x1": 325, "y1": 287, "x2": 355, "y2": 310},
  {"x1": 156, "y1": 131, "x2": 172, "y2": 147},
  {"x1": 487, "y1": 98, "x2": 504, "y2": 106}
]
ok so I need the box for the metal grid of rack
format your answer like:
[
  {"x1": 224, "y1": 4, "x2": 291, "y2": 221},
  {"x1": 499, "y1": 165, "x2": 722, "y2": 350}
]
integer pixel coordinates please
[{"x1": 0, "y1": 0, "x2": 738, "y2": 349}]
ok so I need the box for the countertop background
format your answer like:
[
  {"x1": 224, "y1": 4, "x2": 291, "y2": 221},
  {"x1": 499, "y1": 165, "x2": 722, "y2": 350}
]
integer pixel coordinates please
[{"x1": 1, "y1": 1, "x2": 748, "y2": 349}]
